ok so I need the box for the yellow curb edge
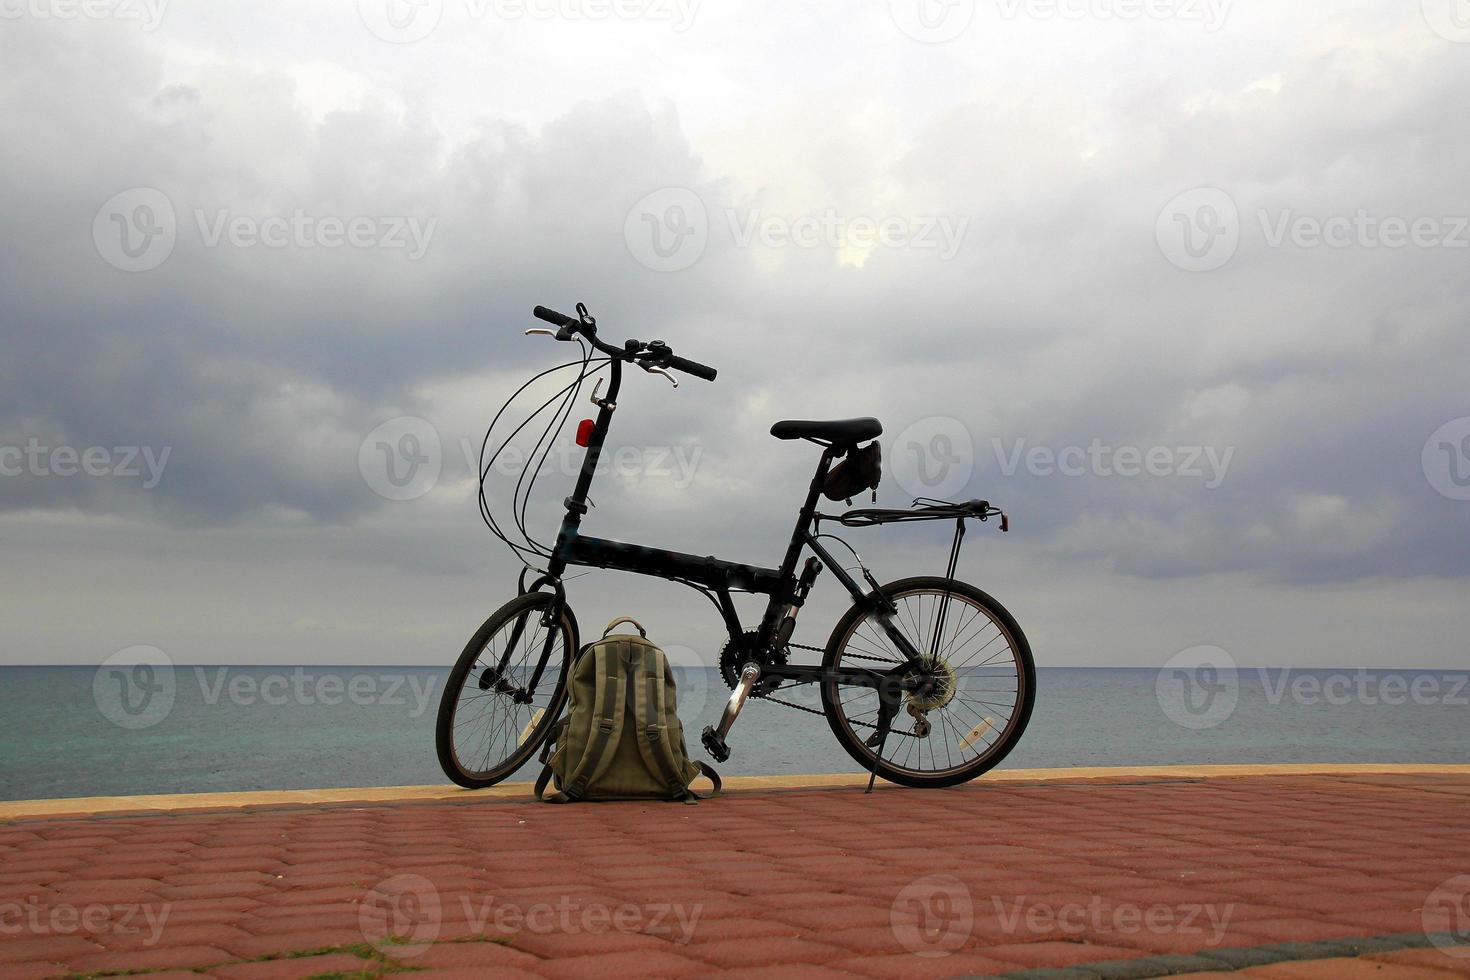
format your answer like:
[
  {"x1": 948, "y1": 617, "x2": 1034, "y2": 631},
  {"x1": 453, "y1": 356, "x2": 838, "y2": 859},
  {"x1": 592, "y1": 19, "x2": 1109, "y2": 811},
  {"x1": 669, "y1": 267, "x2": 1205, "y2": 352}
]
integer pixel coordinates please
[{"x1": 5, "y1": 763, "x2": 1470, "y2": 821}]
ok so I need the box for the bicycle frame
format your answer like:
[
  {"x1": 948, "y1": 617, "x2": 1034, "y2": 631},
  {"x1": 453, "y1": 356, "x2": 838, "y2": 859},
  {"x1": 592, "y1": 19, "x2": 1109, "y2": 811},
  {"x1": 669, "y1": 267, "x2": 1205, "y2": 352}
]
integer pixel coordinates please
[{"x1": 522, "y1": 356, "x2": 927, "y2": 694}]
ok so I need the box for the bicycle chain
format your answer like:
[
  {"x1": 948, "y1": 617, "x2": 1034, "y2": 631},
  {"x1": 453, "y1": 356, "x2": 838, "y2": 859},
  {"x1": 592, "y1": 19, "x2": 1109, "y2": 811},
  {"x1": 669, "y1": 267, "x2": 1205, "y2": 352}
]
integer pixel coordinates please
[{"x1": 762, "y1": 640, "x2": 894, "y2": 731}]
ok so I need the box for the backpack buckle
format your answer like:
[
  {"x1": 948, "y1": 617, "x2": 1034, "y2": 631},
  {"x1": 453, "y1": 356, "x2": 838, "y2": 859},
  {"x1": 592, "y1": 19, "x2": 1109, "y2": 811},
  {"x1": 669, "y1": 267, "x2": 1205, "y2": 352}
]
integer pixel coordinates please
[
  {"x1": 645, "y1": 725, "x2": 661, "y2": 742},
  {"x1": 598, "y1": 719, "x2": 615, "y2": 735}
]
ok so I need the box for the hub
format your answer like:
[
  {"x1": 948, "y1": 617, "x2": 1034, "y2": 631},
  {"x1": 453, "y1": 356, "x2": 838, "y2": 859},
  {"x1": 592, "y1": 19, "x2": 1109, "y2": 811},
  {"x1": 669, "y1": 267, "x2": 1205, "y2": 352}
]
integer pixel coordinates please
[{"x1": 906, "y1": 655, "x2": 957, "y2": 712}]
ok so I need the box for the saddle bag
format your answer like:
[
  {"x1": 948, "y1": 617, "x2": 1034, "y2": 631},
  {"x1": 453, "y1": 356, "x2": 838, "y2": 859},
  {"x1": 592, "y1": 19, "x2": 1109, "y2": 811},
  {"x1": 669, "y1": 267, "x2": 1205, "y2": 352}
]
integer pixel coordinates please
[
  {"x1": 823, "y1": 441, "x2": 882, "y2": 502},
  {"x1": 536, "y1": 617, "x2": 721, "y2": 804}
]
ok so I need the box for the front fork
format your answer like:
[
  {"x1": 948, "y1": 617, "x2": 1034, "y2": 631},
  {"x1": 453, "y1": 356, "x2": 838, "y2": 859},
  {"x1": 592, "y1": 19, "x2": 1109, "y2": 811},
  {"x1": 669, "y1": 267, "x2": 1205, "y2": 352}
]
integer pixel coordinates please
[{"x1": 478, "y1": 573, "x2": 566, "y2": 702}]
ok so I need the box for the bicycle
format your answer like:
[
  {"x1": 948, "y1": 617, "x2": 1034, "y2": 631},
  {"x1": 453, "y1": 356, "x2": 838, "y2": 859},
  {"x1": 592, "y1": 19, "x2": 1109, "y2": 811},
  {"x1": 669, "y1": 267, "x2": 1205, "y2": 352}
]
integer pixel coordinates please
[{"x1": 435, "y1": 303, "x2": 1035, "y2": 790}]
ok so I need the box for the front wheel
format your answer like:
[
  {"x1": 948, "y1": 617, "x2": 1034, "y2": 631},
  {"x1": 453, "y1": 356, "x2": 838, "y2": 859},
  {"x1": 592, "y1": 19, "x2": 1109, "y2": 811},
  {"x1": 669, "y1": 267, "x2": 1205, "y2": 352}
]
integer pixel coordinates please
[
  {"x1": 436, "y1": 591, "x2": 578, "y2": 788},
  {"x1": 820, "y1": 576, "x2": 1035, "y2": 788}
]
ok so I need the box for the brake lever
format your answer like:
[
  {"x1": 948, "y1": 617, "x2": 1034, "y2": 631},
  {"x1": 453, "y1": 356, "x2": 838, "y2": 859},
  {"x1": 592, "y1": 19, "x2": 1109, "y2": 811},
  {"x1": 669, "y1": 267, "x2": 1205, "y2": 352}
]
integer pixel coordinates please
[
  {"x1": 525, "y1": 328, "x2": 556, "y2": 339},
  {"x1": 642, "y1": 364, "x2": 679, "y2": 388}
]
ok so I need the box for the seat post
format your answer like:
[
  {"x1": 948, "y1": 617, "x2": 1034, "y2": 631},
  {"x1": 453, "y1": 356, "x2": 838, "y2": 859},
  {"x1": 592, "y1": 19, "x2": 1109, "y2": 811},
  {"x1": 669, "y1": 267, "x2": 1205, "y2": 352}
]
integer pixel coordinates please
[{"x1": 756, "y1": 446, "x2": 836, "y2": 647}]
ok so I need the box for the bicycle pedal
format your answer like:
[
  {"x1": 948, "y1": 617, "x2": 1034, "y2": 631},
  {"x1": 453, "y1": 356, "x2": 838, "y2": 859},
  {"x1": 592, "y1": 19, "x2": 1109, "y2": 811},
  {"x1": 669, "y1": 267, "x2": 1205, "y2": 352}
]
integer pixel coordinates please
[{"x1": 700, "y1": 725, "x2": 731, "y2": 763}]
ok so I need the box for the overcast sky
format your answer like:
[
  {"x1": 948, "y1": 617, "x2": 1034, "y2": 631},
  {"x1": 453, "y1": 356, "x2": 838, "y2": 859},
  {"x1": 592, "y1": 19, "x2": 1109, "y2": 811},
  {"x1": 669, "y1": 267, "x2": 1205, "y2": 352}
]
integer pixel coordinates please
[{"x1": 2, "y1": 0, "x2": 1468, "y2": 668}]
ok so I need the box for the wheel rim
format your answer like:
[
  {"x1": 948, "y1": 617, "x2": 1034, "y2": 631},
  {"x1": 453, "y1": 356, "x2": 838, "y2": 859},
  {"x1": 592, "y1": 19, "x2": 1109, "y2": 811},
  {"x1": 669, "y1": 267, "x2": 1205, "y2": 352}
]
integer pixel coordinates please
[
  {"x1": 448, "y1": 600, "x2": 571, "y2": 779},
  {"x1": 828, "y1": 587, "x2": 1027, "y2": 778}
]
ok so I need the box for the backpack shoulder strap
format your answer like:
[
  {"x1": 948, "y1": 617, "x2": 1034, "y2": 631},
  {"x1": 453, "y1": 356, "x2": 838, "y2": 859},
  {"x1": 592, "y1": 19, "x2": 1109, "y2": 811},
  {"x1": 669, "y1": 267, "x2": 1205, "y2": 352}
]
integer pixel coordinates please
[
  {"x1": 631, "y1": 654, "x2": 690, "y2": 799},
  {"x1": 555, "y1": 642, "x2": 627, "y2": 801}
]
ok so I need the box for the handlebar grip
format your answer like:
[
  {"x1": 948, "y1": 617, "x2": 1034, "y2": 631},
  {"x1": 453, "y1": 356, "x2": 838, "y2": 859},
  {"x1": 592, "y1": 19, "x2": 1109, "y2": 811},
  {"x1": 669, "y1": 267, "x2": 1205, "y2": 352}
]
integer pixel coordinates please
[
  {"x1": 667, "y1": 354, "x2": 717, "y2": 382},
  {"x1": 533, "y1": 305, "x2": 578, "y2": 329}
]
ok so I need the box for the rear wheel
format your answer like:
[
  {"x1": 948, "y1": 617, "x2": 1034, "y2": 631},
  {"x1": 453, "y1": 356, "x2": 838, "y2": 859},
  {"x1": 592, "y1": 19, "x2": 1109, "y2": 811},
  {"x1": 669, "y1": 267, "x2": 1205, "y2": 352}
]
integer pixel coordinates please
[
  {"x1": 820, "y1": 576, "x2": 1034, "y2": 788},
  {"x1": 436, "y1": 591, "x2": 578, "y2": 788}
]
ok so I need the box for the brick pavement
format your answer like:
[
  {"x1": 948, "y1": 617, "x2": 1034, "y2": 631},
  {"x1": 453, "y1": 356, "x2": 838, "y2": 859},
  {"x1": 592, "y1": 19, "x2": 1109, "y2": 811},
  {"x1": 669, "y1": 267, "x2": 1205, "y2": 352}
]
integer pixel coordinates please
[{"x1": 1, "y1": 770, "x2": 1467, "y2": 978}]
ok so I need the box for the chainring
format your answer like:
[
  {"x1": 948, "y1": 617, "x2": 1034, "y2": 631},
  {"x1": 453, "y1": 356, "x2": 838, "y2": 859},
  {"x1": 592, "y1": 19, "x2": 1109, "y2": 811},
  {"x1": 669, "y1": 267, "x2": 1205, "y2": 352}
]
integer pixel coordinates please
[{"x1": 718, "y1": 630, "x2": 788, "y2": 696}]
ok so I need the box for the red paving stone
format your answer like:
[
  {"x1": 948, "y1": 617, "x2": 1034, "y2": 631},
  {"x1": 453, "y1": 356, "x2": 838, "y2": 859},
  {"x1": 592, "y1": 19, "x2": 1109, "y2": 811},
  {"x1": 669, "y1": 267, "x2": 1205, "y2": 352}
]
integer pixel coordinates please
[{"x1": 0, "y1": 772, "x2": 1466, "y2": 978}]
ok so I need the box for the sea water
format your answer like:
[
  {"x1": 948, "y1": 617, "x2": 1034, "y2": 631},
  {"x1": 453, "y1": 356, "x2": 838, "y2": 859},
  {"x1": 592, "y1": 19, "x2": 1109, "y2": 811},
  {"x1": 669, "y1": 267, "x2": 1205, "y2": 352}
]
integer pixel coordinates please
[{"x1": 1, "y1": 667, "x2": 1466, "y2": 801}]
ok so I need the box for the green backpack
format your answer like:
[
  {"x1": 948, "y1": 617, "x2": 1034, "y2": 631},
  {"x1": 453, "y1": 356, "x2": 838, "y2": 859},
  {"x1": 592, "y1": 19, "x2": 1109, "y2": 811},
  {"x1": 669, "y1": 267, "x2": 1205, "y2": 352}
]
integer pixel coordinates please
[{"x1": 535, "y1": 617, "x2": 721, "y2": 804}]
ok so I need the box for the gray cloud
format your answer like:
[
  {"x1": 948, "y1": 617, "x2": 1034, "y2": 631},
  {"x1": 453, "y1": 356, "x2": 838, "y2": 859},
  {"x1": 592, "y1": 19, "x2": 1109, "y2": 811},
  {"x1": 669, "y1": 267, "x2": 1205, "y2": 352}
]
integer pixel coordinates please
[{"x1": 2, "y1": 4, "x2": 1469, "y2": 667}]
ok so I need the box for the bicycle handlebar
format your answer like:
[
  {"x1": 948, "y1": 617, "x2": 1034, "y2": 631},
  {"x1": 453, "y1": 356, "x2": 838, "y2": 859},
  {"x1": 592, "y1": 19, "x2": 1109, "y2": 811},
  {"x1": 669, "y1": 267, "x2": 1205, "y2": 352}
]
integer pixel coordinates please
[
  {"x1": 529, "y1": 304, "x2": 717, "y2": 382},
  {"x1": 533, "y1": 305, "x2": 578, "y2": 329},
  {"x1": 665, "y1": 353, "x2": 717, "y2": 382}
]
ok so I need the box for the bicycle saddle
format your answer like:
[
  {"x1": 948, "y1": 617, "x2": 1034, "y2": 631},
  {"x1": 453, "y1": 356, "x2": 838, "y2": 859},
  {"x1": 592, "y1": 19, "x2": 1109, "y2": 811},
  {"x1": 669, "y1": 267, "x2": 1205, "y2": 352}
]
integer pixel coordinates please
[{"x1": 769, "y1": 417, "x2": 882, "y2": 444}]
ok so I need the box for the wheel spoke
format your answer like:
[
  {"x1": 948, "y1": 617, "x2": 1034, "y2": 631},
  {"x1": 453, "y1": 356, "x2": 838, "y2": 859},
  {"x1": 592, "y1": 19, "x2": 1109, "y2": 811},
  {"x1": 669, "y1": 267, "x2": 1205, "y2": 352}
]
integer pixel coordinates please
[
  {"x1": 826, "y1": 585, "x2": 1029, "y2": 781},
  {"x1": 439, "y1": 597, "x2": 572, "y2": 786}
]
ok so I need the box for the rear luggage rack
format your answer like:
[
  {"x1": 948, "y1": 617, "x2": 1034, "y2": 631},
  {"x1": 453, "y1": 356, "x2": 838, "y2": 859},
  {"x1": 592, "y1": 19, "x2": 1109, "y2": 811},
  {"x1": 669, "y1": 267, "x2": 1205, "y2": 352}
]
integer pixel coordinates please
[{"x1": 825, "y1": 497, "x2": 1008, "y2": 532}]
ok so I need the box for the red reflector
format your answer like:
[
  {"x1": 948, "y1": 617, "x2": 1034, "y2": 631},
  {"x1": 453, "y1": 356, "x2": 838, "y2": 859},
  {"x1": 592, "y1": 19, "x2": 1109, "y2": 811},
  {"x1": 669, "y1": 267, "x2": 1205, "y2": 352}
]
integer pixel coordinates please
[{"x1": 575, "y1": 419, "x2": 595, "y2": 447}]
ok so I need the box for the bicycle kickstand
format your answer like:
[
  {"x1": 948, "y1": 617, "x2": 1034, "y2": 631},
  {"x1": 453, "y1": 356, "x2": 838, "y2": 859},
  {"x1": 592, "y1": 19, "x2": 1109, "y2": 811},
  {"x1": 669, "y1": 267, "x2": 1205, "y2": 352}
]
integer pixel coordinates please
[{"x1": 863, "y1": 694, "x2": 900, "y2": 794}]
